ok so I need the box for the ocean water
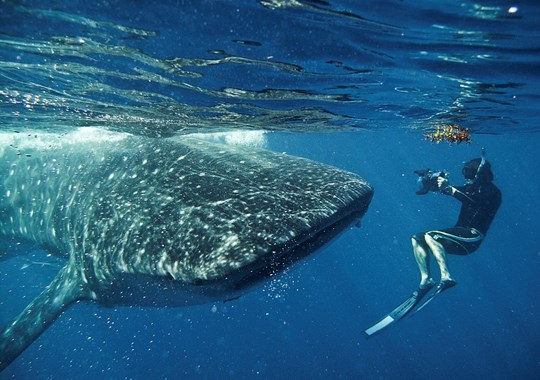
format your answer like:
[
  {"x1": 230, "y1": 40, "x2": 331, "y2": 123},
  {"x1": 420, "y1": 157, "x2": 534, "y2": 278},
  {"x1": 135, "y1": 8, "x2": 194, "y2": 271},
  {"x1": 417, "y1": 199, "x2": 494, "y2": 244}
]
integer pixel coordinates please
[{"x1": 0, "y1": 1, "x2": 539, "y2": 379}]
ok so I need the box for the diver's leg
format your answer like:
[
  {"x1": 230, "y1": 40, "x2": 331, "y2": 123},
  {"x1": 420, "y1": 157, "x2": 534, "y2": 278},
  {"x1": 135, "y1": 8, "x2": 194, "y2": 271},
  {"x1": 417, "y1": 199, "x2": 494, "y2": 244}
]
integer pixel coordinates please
[
  {"x1": 411, "y1": 234, "x2": 433, "y2": 287},
  {"x1": 424, "y1": 233, "x2": 454, "y2": 282}
]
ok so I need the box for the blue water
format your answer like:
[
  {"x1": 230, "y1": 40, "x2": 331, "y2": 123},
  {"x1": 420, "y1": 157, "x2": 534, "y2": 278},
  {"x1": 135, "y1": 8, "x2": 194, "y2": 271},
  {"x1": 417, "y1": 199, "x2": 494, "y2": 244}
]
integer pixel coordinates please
[{"x1": 1, "y1": 1, "x2": 539, "y2": 379}]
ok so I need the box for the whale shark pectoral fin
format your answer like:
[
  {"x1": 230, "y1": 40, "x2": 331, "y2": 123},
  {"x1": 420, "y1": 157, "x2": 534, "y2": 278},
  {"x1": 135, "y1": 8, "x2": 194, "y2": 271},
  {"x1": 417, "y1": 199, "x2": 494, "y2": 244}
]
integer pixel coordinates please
[{"x1": 0, "y1": 263, "x2": 87, "y2": 372}]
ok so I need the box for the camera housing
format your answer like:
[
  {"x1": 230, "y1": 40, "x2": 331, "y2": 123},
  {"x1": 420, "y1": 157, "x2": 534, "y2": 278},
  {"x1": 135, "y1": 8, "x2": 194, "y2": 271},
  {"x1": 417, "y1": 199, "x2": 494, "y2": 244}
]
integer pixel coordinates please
[{"x1": 414, "y1": 169, "x2": 446, "y2": 195}]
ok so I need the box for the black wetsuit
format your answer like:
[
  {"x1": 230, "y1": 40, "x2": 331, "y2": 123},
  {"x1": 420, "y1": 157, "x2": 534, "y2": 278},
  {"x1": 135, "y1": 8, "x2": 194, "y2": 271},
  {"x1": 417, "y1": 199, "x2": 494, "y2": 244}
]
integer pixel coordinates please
[
  {"x1": 452, "y1": 181, "x2": 502, "y2": 235},
  {"x1": 415, "y1": 178, "x2": 502, "y2": 255}
]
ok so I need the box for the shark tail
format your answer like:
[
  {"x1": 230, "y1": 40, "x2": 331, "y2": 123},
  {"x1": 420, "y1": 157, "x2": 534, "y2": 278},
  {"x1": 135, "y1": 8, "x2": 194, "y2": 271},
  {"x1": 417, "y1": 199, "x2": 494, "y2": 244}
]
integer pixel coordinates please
[{"x1": 0, "y1": 263, "x2": 87, "y2": 372}]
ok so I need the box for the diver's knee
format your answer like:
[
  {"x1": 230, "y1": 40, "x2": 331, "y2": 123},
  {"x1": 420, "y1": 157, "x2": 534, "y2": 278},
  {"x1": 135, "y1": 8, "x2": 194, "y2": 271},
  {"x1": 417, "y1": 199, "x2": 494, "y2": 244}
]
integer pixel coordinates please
[{"x1": 424, "y1": 232, "x2": 443, "y2": 249}]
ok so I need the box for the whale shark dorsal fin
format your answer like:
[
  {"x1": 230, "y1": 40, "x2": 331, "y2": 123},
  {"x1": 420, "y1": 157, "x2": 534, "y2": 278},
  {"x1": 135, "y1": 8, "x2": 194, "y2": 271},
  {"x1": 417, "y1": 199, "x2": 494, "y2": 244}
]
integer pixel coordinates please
[{"x1": 0, "y1": 263, "x2": 88, "y2": 371}]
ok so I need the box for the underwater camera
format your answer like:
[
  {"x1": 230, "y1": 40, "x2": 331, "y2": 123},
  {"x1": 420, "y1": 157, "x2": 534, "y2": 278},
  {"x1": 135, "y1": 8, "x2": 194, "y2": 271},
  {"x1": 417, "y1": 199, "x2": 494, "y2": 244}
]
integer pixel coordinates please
[{"x1": 414, "y1": 169, "x2": 446, "y2": 195}]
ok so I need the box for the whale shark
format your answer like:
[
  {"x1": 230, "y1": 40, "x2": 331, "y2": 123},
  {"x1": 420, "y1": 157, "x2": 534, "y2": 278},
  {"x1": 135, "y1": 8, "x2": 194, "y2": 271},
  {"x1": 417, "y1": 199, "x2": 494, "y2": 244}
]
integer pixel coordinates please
[{"x1": 0, "y1": 129, "x2": 373, "y2": 371}]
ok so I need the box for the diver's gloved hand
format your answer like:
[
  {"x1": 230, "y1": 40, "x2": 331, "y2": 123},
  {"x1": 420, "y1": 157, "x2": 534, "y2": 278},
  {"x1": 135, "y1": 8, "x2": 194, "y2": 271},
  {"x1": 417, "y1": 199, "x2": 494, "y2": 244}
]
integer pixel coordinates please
[{"x1": 437, "y1": 176, "x2": 453, "y2": 195}]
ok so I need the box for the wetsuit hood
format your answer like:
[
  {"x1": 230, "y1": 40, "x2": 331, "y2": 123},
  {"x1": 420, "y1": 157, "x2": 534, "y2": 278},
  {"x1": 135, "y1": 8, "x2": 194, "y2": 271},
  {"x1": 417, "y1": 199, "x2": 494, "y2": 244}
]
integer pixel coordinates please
[{"x1": 462, "y1": 158, "x2": 494, "y2": 182}]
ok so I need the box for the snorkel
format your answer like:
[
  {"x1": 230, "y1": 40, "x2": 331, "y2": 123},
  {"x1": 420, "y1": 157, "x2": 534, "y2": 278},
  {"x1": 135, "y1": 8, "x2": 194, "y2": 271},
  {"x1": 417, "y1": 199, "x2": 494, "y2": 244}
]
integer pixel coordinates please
[
  {"x1": 478, "y1": 147, "x2": 486, "y2": 174},
  {"x1": 464, "y1": 148, "x2": 487, "y2": 185}
]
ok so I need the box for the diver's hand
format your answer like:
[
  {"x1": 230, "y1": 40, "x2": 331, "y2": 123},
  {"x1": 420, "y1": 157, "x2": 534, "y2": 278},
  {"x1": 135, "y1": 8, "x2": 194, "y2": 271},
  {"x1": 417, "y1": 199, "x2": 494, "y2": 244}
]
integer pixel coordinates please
[{"x1": 437, "y1": 177, "x2": 454, "y2": 195}]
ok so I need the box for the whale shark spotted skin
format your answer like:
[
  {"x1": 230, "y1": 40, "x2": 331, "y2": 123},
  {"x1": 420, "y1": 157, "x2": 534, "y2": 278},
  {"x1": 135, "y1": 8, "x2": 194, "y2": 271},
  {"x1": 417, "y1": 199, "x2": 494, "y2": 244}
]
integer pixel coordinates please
[{"x1": 0, "y1": 129, "x2": 373, "y2": 371}]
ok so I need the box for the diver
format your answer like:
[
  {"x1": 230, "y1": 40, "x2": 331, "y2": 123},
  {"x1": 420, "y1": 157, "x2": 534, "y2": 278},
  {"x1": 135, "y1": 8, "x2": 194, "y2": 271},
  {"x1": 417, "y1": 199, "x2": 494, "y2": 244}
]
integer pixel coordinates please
[{"x1": 412, "y1": 150, "x2": 502, "y2": 293}]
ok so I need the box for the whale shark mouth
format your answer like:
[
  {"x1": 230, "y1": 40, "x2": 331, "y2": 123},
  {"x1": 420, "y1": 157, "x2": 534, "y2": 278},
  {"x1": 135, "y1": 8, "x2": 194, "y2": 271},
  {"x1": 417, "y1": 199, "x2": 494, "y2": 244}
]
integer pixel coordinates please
[
  {"x1": 184, "y1": 187, "x2": 372, "y2": 300},
  {"x1": 227, "y1": 207, "x2": 364, "y2": 293}
]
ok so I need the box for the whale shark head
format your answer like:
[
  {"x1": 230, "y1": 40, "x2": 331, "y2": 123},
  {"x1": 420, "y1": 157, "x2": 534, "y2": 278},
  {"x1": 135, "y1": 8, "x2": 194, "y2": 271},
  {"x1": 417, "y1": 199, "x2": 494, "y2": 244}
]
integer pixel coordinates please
[{"x1": 83, "y1": 136, "x2": 374, "y2": 305}]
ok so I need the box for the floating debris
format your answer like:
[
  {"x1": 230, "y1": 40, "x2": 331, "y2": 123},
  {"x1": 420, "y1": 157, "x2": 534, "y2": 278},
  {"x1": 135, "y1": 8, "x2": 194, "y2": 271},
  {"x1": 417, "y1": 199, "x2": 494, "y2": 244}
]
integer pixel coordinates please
[{"x1": 424, "y1": 124, "x2": 472, "y2": 144}]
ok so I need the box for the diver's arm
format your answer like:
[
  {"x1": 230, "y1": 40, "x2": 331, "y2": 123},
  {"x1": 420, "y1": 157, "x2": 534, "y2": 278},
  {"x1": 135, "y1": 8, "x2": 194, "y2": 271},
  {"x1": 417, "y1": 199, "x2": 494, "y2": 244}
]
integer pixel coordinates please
[{"x1": 437, "y1": 177, "x2": 475, "y2": 202}]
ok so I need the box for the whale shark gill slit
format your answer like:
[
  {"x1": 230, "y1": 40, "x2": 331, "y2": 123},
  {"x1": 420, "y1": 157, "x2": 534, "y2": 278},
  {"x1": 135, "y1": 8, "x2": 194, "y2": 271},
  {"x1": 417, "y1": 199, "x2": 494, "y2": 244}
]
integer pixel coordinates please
[{"x1": 0, "y1": 130, "x2": 373, "y2": 371}]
